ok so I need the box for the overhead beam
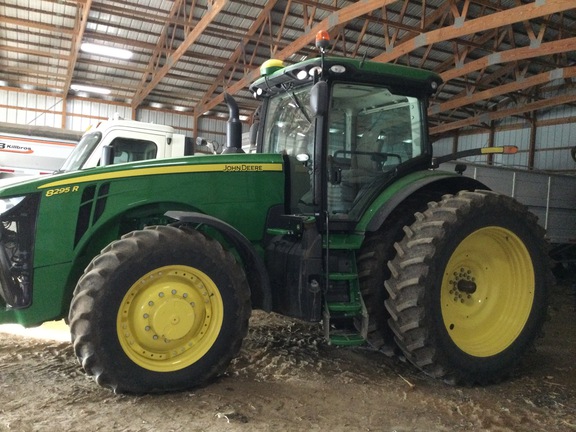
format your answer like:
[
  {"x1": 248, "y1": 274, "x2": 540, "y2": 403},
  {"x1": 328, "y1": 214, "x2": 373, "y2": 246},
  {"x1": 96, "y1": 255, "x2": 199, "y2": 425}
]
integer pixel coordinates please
[
  {"x1": 0, "y1": 16, "x2": 76, "y2": 35},
  {"x1": 373, "y1": 0, "x2": 575, "y2": 64},
  {"x1": 196, "y1": 0, "x2": 279, "y2": 110},
  {"x1": 197, "y1": 0, "x2": 398, "y2": 115},
  {"x1": 131, "y1": 0, "x2": 228, "y2": 108},
  {"x1": 440, "y1": 36, "x2": 576, "y2": 82},
  {"x1": 61, "y1": 0, "x2": 92, "y2": 128},
  {"x1": 430, "y1": 93, "x2": 576, "y2": 135},
  {"x1": 0, "y1": 45, "x2": 70, "y2": 61},
  {"x1": 431, "y1": 66, "x2": 576, "y2": 114}
]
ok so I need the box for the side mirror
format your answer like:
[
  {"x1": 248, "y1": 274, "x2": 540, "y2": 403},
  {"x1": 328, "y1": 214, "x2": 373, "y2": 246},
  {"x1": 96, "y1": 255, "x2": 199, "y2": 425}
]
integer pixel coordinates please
[
  {"x1": 310, "y1": 81, "x2": 328, "y2": 117},
  {"x1": 184, "y1": 137, "x2": 194, "y2": 155},
  {"x1": 101, "y1": 145, "x2": 114, "y2": 166}
]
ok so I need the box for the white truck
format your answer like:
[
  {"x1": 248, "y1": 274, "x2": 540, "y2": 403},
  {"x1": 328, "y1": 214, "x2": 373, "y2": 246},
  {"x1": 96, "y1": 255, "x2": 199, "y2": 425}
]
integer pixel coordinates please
[
  {"x1": 1, "y1": 118, "x2": 216, "y2": 180},
  {"x1": 57, "y1": 118, "x2": 213, "y2": 174}
]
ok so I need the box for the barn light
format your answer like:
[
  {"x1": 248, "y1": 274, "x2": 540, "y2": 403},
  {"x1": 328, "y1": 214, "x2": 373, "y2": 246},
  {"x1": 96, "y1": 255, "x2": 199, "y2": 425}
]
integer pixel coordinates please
[
  {"x1": 70, "y1": 84, "x2": 111, "y2": 95},
  {"x1": 81, "y1": 43, "x2": 133, "y2": 60}
]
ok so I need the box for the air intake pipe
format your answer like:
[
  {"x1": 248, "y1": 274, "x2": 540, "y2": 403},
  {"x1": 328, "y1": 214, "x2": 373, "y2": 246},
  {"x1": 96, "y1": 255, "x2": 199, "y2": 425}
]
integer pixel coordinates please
[{"x1": 222, "y1": 93, "x2": 244, "y2": 153}]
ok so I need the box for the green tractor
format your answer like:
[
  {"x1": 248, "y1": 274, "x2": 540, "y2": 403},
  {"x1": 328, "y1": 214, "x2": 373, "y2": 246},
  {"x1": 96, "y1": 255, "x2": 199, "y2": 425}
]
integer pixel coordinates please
[{"x1": 0, "y1": 37, "x2": 549, "y2": 393}]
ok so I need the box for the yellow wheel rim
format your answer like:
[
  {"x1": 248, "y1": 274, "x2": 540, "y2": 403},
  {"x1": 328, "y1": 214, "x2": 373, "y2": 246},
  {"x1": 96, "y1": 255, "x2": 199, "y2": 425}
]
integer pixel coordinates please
[
  {"x1": 117, "y1": 265, "x2": 224, "y2": 372},
  {"x1": 441, "y1": 226, "x2": 534, "y2": 357}
]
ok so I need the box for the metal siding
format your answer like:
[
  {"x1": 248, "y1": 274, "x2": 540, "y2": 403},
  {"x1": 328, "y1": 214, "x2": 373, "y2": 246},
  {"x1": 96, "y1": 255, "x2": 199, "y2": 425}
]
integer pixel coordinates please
[
  {"x1": 0, "y1": 90, "x2": 64, "y2": 128},
  {"x1": 138, "y1": 110, "x2": 194, "y2": 135},
  {"x1": 195, "y1": 117, "x2": 229, "y2": 152},
  {"x1": 536, "y1": 123, "x2": 576, "y2": 171},
  {"x1": 457, "y1": 133, "x2": 489, "y2": 164},
  {"x1": 432, "y1": 137, "x2": 452, "y2": 157},
  {"x1": 495, "y1": 128, "x2": 530, "y2": 152},
  {"x1": 539, "y1": 104, "x2": 576, "y2": 121}
]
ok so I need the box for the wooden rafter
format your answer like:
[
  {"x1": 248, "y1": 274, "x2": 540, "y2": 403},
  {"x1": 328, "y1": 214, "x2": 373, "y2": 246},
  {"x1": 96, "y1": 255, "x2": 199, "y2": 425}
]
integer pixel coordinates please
[
  {"x1": 0, "y1": 16, "x2": 76, "y2": 35},
  {"x1": 62, "y1": 0, "x2": 93, "y2": 95},
  {"x1": 195, "y1": 0, "x2": 279, "y2": 111},
  {"x1": 131, "y1": 0, "x2": 228, "y2": 109},
  {"x1": 430, "y1": 93, "x2": 576, "y2": 135},
  {"x1": 441, "y1": 36, "x2": 576, "y2": 82},
  {"x1": 373, "y1": 0, "x2": 575, "y2": 64},
  {"x1": 430, "y1": 66, "x2": 576, "y2": 115},
  {"x1": 196, "y1": 0, "x2": 399, "y2": 115},
  {"x1": 1, "y1": 0, "x2": 575, "y2": 138}
]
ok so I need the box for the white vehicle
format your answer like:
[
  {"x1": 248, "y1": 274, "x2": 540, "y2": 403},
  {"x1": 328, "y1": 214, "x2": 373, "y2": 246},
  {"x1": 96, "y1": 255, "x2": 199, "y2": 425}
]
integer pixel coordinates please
[
  {"x1": 0, "y1": 133, "x2": 77, "y2": 178},
  {"x1": 57, "y1": 118, "x2": 215, "y2": 174},
  {"x1": 0, "y1": 118, "x2": 216, "y2": 180}
]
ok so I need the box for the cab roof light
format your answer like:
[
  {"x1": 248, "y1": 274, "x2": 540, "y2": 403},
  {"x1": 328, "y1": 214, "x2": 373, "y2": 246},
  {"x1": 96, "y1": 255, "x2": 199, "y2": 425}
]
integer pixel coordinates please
[{"x1": 315, "y1": 30, "x2": 330, "y2": 52}]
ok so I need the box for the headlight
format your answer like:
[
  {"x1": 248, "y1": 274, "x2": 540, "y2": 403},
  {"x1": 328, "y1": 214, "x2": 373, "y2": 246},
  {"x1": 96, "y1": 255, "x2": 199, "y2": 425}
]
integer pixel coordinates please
[{"x1": 0, "y1": 196, "x2": 26, "y2": 216}]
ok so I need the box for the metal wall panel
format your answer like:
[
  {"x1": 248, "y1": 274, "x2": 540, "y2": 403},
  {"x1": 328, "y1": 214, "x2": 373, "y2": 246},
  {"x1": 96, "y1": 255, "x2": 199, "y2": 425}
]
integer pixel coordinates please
[
  {"x1": 494, "y1": 127, "x2": 531, "y2": 168},
  {"x1": 539, "y1": 104, "x2": 576, "y2": 121},
  {"x1": 432, "y1": 137, "x2": 452, "y2": 157},
  {"x1": 138, "y1": 110, "x2": 194, "y2": 135},
  {"x1": 1, "y1": 89, "x2": 574, "y2": 170},
  {"x1": 433, "y1": 120, "x2": 576, "y2": 172},
  {"x1": 495, "y1": 127, "x2": 530, "y2": 151},
  {"x1": 441, "y1": 161, "x2": 576, "y2": 243},
  {"x1": 0, "y1": 89, "x2": 64, "y2": 127},
  {"x1": 66, "y1": 99, "x2": 132, "y2": 131},
  {"x1": 197, "y1": 117, "x2": 228, "y2": 153}
]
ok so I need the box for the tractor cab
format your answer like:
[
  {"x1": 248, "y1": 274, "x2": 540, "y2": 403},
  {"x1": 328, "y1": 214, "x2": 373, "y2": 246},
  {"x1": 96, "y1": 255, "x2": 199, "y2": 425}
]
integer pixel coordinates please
[{"x1": 250, "y1": 45, "x2": 442, "y2": 229}]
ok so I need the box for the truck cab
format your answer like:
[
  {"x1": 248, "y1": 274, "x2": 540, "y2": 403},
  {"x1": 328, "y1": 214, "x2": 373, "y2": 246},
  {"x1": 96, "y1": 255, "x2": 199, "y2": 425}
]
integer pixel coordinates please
[{"x1": 58, "y1": 119, "x2": 192, "y2": 173}]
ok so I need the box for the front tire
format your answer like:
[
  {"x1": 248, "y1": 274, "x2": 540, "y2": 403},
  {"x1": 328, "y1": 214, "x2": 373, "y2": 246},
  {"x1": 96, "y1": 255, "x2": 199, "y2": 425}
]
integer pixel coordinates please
[
  {"x1": 68, "y1": 225, "x2": 251, "y2": 393},
  {"x1": 385, "y1": 190, "x2": 550, "y2": 385}
]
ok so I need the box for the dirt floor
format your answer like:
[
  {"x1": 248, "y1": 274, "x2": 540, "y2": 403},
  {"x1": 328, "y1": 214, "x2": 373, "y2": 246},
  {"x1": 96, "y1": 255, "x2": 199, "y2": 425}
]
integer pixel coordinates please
[{"x1": 1, "y1": 282, "x2": 575, "y2": 432}]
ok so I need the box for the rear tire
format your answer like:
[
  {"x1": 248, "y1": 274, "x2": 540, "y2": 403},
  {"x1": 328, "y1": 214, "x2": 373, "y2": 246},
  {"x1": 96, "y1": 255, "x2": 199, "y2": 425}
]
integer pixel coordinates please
[
  {"x1": 385, "y1": 190, "x2": 550, "y2": 385},
  {"x1": 68, "y1": 225, "x2": 251, "y2": 393},
  {"x1": 356, "y1": 194, "x2": 431, "y2": 355},
  {"x1": 356, "y1": 230, "x2": 398, "y2": 355}
]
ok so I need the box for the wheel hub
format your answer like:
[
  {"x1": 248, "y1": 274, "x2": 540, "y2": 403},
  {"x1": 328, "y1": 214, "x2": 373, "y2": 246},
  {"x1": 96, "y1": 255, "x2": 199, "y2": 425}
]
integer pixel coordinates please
[
  {"x1": 448, "y1": 267, "x2": 477, "y2": 302},
  {"x1": 150, "y1": 296, "x2": 195, "y2": 341}
]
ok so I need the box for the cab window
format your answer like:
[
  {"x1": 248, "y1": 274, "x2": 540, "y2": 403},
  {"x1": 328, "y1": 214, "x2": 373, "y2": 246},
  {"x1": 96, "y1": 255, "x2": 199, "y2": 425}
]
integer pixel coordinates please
[
  {"x1": 327, "y1": 83, "x2": 424, "y2": 217},
  {"x1": 109, "y1": 138, "x2": 158, "y2": 164}
]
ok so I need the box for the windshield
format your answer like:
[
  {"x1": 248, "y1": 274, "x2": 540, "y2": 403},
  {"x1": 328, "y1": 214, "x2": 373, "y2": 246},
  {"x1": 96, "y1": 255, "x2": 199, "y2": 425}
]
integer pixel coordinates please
[
  {"x1": 58, "y1": 131, "x2": 102, "y2": 172},
  {"x1": 262, "y1": 85, "x2": 313, "y2": 156}
]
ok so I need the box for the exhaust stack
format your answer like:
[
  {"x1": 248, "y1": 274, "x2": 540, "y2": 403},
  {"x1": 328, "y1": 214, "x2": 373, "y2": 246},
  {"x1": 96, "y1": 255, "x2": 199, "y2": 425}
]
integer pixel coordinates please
[{"x1": 222, "y1": 93, "x2": 244, "y2": 154}]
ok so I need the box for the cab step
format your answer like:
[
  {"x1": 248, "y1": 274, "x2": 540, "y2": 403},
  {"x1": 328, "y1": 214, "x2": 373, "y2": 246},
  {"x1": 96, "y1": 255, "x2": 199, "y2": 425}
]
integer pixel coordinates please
[{"x1": 323, "y1": 250, "x2": 368, "y2": 347}]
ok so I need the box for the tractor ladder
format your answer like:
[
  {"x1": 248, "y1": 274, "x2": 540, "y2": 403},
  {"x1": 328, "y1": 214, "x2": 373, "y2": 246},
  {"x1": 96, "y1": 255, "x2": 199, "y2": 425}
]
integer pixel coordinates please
[{"x1": 323, "y1": 236, "x2": 368, "y2": 347}]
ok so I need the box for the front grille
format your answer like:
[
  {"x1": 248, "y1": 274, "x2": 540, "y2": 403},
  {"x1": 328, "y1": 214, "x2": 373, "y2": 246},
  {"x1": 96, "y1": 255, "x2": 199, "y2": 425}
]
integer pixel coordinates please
[{"x1": 0, "y1": 193, "x2": 40, "y2": 309}]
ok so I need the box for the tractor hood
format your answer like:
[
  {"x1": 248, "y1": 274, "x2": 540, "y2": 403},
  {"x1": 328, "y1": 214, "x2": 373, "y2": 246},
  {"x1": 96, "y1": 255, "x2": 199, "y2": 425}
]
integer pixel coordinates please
[{"x1": 0, "y1": 153, "x2": 284, "y2": 199}]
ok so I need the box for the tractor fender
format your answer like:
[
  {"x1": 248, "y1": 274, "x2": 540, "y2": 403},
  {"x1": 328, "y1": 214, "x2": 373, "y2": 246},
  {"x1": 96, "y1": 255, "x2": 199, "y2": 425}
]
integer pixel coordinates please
[
  {"x1": 165, "y1": 210, "x2": 272, "y2": 311},
  {"x1": 365, "y1": 173, "x2": 489, "y2": 232}
]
